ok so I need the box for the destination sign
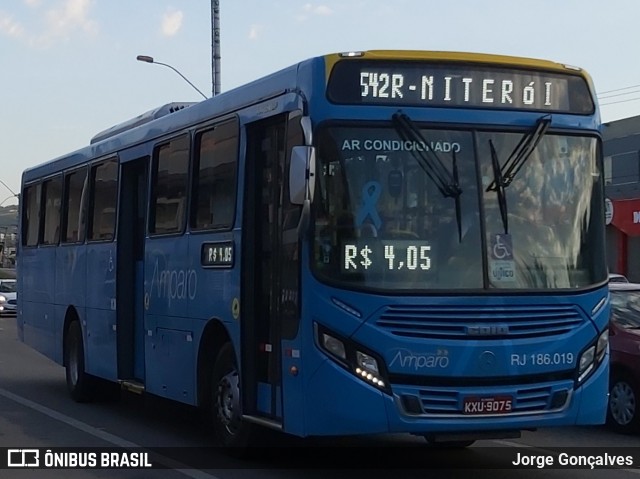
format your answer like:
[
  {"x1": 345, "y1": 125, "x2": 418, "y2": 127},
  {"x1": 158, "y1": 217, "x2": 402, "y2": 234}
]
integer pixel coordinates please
[
  {"x1": 201, "y1": 241, "x2": 234, "y2": 268},
  {"x1": 327, "y1": 60, "x2": 594, "y2": 114}
]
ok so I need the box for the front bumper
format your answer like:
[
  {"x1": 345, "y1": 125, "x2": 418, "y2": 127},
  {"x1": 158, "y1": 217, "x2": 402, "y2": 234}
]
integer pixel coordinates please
[{"x1": 303, "y1": 352, "x2": 608, "y2": 436}]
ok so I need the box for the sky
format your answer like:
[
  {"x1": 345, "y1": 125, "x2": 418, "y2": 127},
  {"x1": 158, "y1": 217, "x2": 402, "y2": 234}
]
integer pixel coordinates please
[{"x1": 2, "y1": 0, "x2": 640, "y2": 204}]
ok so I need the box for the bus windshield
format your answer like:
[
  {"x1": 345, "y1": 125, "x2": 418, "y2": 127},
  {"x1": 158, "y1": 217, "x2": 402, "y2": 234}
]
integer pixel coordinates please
[{"x1": 312, "y1": 123, "x2": 605, "y2": 291}]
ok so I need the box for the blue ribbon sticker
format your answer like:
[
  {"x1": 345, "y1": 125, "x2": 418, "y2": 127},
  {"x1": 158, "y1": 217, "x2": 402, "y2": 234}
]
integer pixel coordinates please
[{"x1": 355, "y1": 181, "x2": 382, "y2": 229}]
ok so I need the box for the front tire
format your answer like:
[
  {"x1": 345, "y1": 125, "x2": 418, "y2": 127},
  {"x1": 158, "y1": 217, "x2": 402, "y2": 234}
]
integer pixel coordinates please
[
  {"x1": 64, "y1": 321, "x2": 94, "y2": 402},
  {"x1": 608, "y1": 372, "x2": 640, "y2": 433},
  {"x1": 211, "y1": 343, "x2": 253, "y2": 448}
]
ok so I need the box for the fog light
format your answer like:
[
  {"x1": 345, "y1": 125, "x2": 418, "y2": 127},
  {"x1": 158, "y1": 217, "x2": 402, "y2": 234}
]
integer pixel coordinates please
[
  {"x1": 550, "y1": 390, "x2": 569, "y2": 409},
  {"x1": 401, "y1": 395, "x2": 423, "y2": 414}
]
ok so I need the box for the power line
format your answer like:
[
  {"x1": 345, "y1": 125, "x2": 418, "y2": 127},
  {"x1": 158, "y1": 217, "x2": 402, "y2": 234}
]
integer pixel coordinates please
[
  {"x1": 600, "y1": 96, "x2": 640, "y2": 107},
  {"x1": 596, "y1": 83, "x2": 640, "y2": 106},
  {"x1": 597, "y1": 84, "x2": 640, "y2": 95},
  {"x1": 599, "y1": 89, "x2": 640, "y2": 100}
]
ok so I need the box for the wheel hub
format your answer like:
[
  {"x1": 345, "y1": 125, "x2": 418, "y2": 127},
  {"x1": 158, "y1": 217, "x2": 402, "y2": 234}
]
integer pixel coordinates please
[
  {"x1": 68, "y1": 342, "x2": 79, "y2": 385},
  {"x1": 610, "y1": 381, "x2": 636, "y2": 426},
  {"x1": 217, "y1": 370, "x2": 241, "y2": 435}
]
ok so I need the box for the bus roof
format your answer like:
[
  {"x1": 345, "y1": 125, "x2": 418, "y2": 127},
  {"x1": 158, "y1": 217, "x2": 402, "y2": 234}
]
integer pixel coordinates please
[
  {"x1": 324, "y1": 50, "x2": 590, "y2": 73},
  {"x1": 22, "y1": 60, "x2": 303, "y2": 182},
  {"x1": 22, "y1": 49, "x2": 595, "y2": 184},
  {"x1": 90, "y1": 102, "x2": 197, "y2": 145}
]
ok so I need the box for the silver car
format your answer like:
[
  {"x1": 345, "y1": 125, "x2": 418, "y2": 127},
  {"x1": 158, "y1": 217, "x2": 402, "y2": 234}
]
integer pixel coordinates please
[
  {"x1": 609, "y1": 273, "x2": 629, "y2": 284},
  {"x1": 0, "y1": 279, "x2": 16, "y2": 316}
]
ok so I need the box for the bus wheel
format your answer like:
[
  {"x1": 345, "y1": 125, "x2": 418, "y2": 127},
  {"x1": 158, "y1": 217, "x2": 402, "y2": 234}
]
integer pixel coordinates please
[
  {"x1": 608, "y1": 372, "x2": 639, "y2": 433},
  {"x1": 211, "y1": 343, "x2": 252, "y2": 448},
  {"x1": 64, "y1": 321, "x2": 93, "y2": 403}
]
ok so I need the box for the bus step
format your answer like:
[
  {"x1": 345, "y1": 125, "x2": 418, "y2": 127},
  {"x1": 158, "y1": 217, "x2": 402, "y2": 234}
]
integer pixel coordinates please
[
  {"x1": 119, "y1": 380, "x2": 145, "y2": 394},
  {"x1": 242, "y1": 415, "x2": 283, "y2": 431}
]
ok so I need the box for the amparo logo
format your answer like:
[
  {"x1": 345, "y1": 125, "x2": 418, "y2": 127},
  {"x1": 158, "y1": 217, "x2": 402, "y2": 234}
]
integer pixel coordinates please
[
  {"x1": 389, "y1": 349, "x2": 450, "y2": 370},
  {"x1": 149, "y1": 258, "x2": 198, "y2": 305}
]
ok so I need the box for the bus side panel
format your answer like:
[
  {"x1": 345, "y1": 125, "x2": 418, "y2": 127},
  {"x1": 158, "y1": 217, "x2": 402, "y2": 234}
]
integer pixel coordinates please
[
  {"x1": 281, "y1": 338, "x2": 306, "y2": 436},
  {"x1": 187, "y1": 231, "x2": 240, "y2": 410},
  {"x1": 144, "y1": 315, "x2": 196, "y2": 404},
  {"x1": 187, "y1": 232, "x2": 238, "y2": 324},
  {"x1": 84, "y1": 242, "x2": 117, "y2": 381},
  {"x1": 84, "y1": 308, "x2": 118, "y2": 381},
  {"x1": 305, "y1": 357, "x2": 389, "y2": 435},
  {"x1": 20, "y1": 246, "x2": 58, "y2": 362},
  {"x1": 144, "y1": 236, "x2": 195, "y2": 403},
  {"x1": 54, "y1": 245, "x2": 87, "y2": 310}
]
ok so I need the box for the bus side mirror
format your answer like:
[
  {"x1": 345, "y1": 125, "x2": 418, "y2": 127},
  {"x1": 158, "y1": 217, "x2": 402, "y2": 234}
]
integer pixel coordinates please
[{"x1": 289, "y1": 146, "x2": 316, "y2": 206}]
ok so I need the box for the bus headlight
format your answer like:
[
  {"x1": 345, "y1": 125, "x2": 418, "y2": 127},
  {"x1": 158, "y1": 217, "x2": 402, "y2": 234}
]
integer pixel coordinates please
[
  {"x1": 321, "y1": 332, "x2": 347, "y2": 360},
  {"x1": 316, "y1": 323, "x2": 390, "y2": 393},
  {"x1": 577, "y1": 329, "x2": 608, "y2": 384},
  {"x1": 596, "y1": 329, "x2": 609, "y2": 362},
  {"x1": 577, "y1": 346, "x2": 595, "y2": 382},
  {"x1": 356, "y1": 351, "x2": 380, "y2": 375},
  {"x1": 0, "y1": 295, "x2": 6, "y2": 303}
]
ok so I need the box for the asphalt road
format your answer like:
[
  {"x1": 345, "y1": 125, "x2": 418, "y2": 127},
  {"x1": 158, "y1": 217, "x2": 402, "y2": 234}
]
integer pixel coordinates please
[{"x1": 1, "y1": 314, "x2": 640, "y2": 478}]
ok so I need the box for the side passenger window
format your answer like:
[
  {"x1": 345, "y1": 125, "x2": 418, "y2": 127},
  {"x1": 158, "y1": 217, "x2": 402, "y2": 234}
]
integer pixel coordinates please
[
  {"x1": 150, "y1": 135, "x2": 190, "y2": 235},
  {"x1": 88, "y1": 160, "x2": 118, "y2": 241},
  {"x1": 22, "y1": 184, "x2": 41, "y2": 247},
  {"x1": 41, "y1": 177, "x2": 63, "y2": 245},
  {"x1": 191, "y1": 119, "x2": 238, "y2": 230},
  {"x1": 62, "y1": 168, "x2": 88, "y2": 243}
]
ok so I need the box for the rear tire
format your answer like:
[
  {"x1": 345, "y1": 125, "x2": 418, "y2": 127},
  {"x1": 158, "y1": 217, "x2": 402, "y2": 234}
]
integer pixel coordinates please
[
  {"x1": 608, "y1": 372, "x2": 640, "y2": 433},
  {"x1": 211, "y1": 343, "x2": 254, "y2": 449},
  {"x1": 64, "y1": 321, "x2": 94, "y2": 402}
]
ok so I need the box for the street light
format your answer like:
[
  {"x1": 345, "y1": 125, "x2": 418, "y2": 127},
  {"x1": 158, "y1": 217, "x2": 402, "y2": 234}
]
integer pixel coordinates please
[
  {"x1": 0, "y1": 180, "x2": 17, "y2": 198},
  {"x1": 0, "y1": 195, "x2": 16, "y2": 207},
  {"x1": 136, "y1": 55, "x2": 208, "y2": 100},
  {"x1": 0, "y1": 180, "x2": 19, "y2": 207}
]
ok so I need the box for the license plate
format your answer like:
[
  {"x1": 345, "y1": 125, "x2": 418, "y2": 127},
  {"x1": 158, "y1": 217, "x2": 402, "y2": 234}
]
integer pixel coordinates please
[{"x1": 463, "y1": 396, "x2": 513, "y2": 415}]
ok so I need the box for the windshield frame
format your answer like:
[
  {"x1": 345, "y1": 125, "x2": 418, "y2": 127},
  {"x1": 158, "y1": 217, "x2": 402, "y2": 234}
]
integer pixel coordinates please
[{"x1": 309, "y1": 119, "x2": 607, "y2": 295}]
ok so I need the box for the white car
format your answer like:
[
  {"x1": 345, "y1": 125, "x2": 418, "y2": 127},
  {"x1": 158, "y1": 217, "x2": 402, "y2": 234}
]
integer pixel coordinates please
[
  {"x1": 609, "y1": 273, "x2": 629, "y2": 284},
  {"x1": 0, "y1": 279, "x2": 16, "y2": 316}
]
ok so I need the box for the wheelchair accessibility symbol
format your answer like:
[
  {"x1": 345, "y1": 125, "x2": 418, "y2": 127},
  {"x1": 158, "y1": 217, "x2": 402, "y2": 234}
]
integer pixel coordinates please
[
  {"x1": 490, "y1": 234, "x2": 513, "y2": 260},
  {"x1": 489, "y1": 233, "x2": 516, "y2": 283}
]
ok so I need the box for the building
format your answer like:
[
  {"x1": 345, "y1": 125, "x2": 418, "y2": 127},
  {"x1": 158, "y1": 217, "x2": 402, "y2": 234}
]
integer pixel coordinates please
[{"x1": 603, "y1": 115, "x2": 640, "y2": 281}]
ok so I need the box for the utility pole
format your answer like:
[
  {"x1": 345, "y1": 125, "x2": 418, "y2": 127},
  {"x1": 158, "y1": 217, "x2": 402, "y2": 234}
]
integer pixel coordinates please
[{"x1": 211, "y1": 0, "x2": 221, "y2": 96}]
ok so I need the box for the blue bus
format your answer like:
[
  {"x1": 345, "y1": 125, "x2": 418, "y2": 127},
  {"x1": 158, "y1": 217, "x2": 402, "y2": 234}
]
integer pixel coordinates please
[{"x1": 18, "y1": 50, "x2": 609, "y2": 448}]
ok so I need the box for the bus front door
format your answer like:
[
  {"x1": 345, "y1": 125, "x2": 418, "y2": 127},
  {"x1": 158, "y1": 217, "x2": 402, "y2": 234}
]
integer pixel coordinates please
[{"x1": 242, "y1": 116, "x2": 292, "y2": 425}]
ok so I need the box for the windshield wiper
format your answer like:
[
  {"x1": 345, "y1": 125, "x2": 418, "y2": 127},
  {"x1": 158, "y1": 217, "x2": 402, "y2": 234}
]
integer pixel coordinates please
[
  {"x1": 392, "y1": 112, "x2": 464, "y2": 240},
  {"x1": 486, "y1": 115, "x2": 551, "y2": 192},
  {"x1": 451, "y1": 150, "x2": 462, "y2": 241},
  {"x1": 489, "y1": 140, "x2": 509, "y2": 234},
  {"x1": 392, "y1": 113, "x2": 461, "y2": 198},
  {"x1": 485, "y1": 115, "x2": 551, "y2": 234}
]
